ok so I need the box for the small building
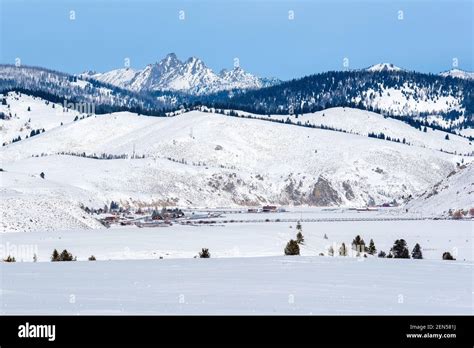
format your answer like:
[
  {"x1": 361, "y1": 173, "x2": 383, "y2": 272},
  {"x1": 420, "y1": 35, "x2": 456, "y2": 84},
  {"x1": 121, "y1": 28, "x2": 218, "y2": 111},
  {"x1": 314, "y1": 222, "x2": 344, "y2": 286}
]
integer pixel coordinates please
[{"x1": 262, "y1": 205, "x2": 278, "y2": 212}]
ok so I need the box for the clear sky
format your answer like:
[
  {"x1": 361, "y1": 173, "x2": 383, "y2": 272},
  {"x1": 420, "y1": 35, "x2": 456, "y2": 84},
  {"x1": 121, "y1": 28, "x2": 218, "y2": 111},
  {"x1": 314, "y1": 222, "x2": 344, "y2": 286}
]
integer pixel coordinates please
[{"x1": 0, "y1": 0, "x2": 472, "y2": 80}]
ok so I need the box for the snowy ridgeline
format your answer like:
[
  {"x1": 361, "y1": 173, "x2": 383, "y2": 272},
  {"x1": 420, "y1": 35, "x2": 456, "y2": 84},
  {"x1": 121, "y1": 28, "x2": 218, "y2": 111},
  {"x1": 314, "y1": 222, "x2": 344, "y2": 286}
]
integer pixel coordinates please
[{"x1": 1, "y1": 256, "x2": 472, "y2": 314}]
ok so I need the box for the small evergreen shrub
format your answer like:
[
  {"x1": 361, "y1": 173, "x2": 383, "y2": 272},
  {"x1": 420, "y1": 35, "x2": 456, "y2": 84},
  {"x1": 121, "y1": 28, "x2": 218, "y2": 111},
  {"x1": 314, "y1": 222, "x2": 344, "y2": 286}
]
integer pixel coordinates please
[
  {"x1": 391, "y1": 239, "x2": 410, "y2": 259},
  {"x1": 284, "y1": 240, "x2": 300, "y2": 256},
  {"x1": 442, "y1": 252, "x2": 455, "y2": 260},
  {"x1": 411, "y1": 243, "x2": 423, "y2": 259},
  {"x1": 3, "y1": 255, "x2": 16, "y2": 262},
  {"x1": 199, "y1": 248, "x2": 211, "y2": 258}
]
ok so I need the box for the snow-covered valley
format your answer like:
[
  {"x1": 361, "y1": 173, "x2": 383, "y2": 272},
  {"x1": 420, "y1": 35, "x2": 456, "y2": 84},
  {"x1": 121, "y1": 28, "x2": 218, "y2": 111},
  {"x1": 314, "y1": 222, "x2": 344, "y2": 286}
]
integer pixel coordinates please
[{"x1": 0, "y1": 92, "x2": 472, "y2": 315}]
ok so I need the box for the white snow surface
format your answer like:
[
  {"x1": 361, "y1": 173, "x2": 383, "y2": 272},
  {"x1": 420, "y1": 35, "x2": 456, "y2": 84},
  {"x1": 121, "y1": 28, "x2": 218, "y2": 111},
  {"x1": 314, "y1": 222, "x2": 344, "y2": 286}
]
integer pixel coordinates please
[
  {"x1": 406, "y1": 164, "x2": 474, "y2": 216},
  {"x1": 0, "y1": 171, "x2": 104, "y2": 233},
  {"x1": 1, "y1": 256, "x2": 471, "y2": 314}
]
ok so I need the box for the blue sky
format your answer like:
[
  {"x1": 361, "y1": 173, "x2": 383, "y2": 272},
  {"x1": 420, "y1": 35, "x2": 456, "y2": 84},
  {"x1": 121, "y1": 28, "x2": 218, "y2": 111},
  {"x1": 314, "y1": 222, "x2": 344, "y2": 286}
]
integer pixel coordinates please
[{"x1": 0, "y1": 0, "x2": 472, "y2": 80}]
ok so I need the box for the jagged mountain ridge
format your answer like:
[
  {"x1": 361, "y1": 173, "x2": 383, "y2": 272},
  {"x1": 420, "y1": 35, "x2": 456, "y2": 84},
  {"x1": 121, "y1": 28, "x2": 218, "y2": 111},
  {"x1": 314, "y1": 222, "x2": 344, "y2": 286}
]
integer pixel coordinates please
[{"x1": 85, "y1": 53, "x2": 279, "y2": 95}]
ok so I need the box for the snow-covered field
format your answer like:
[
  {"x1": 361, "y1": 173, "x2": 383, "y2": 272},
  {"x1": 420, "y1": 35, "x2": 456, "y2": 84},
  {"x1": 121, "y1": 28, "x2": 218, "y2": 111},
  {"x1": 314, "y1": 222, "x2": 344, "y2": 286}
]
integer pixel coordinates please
[
  {"x1": 1, "y1": 217, "x2": 472, "y2": 314},
  {"x1": 1, "y1": 256, "x2": 471, "y2": 314},
  {"x1": 1, "y1": 218, "x2": 471, "y2": 262}
]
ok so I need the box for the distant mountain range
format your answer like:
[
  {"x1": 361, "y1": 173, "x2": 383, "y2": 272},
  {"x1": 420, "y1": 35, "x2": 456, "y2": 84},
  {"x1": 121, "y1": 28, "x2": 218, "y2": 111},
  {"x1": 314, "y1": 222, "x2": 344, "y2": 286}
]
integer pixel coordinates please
[
  {"x1": 82, "y1": 53, "x2": 280, "y2": 95},
  {"x1": 0, "y1": 56, "x2": 473, "y2": 130}
]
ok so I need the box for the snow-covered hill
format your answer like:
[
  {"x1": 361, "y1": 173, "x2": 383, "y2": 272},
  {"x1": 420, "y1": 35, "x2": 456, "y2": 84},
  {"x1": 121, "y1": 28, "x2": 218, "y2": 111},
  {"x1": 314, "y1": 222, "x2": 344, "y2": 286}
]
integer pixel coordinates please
[
  {"x1": 440, "y1": 68, "x2": 474, "y2": 80},
  {"x1": 405, "y1": 164, "x2": 473, "y2": 216},
  {"x1": 88, "y1": 53, "x2": 279, "y2": 94},
  {"x1": 0, "y1": 171, "x2": 104, "y2": 233},
  {"x1": 1, "y1": 103, "x2": 467, "y2": 212},
  {"x1": 0, "y1": 92, "x2": 85, "y2": 145},
  {"x1": 366, "y1": 63, "x2": 404, "y2": 72},
  {"x1": 235, "y1": 107, "x2": 473, "y2": 155}
]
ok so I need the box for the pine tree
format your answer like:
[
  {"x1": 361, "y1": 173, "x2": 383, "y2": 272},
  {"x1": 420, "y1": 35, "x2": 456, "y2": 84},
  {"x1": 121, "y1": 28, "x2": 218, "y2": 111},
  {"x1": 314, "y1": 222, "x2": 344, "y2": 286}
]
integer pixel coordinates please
[
  {"x1": 328, "y1": 245, "x2": 334, "y2": 256},
  {"x1": 411, "y1": 243, "x2": 423, "y2": 259},
  {"x1": 296, "y1": 231, "x2": 304, "y2": 244},
  {"x1": 199, "y1": 248, "x2": 211, "y2": 258},
  {"x1": 51, "y1": 249, "x2": 59, "y2": 261},
  {"x1": 352, "y1": 235, "x2": 365, "y2": 253},
  {"x1": 367, "y1": 239, "x2": 376, "y2": 255},
  {"x1": 378, "y1": 250, "x2": 386, "y2": 258},
  {"x1": 295, "y1": 221, "x2": 304, "y2": 243},
  {"x1": 339, "y1": 242, "x2": 348, "y2": 256},
  {"x1": 59, "y1": 249, "x2": 74, "y2": 261},
  {"x1": 284, "y1": 240, "x2": 300, "y2": 255},
  {"x1": 391, "y1": 239, "x2": 410, "y2": 258}
]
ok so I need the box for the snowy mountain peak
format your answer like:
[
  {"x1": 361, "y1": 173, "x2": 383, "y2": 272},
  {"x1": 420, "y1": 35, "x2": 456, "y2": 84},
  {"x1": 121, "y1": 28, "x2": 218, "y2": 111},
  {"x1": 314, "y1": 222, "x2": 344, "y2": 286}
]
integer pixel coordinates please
[
  {"x1": 86, "y1": 54, "x2": 279, "y2": 95},
  {"x1": 440, "y1": 68, "x2": 474, "y2": 80},
  {"x1": 220, "y1": 66, "x2": 258, "y2": 83},
  {"x1": 158, "y1": 53, "x2": 182, "y2": 69},
  {"x1": 184, "y1": 56, "x2": 209, "y2": 73},
  {"x1": 366, "y1": 63, "x2": 404, "y2": 72}
]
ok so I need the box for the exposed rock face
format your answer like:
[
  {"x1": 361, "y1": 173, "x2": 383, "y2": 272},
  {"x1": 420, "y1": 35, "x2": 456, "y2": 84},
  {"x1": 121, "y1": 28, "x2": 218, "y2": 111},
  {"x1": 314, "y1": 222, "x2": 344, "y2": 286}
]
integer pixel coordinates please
[
  {"x1": 308, "y1": 177, "x2": 342, "y2": 206},
  {"x1": 342, "y1": 181, "x2": 355, "y2": 200}
]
